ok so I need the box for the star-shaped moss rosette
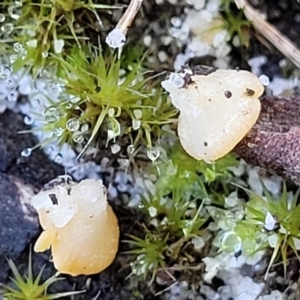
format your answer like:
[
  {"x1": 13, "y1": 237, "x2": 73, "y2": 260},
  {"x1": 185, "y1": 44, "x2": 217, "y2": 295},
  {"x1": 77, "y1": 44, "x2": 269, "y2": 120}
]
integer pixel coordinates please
[
  {"x1": 232, "y1": 181, "x2": 300, "y2": 279},
  {"x1": 1, "y1": 249, "x2": 84, "y2": 299},
  {"x1": 23, "y1": 45, "x2": 177, "y2": 158},
  {"x1": 125, "y1": 142, "x2": 238, "y2": 285}
]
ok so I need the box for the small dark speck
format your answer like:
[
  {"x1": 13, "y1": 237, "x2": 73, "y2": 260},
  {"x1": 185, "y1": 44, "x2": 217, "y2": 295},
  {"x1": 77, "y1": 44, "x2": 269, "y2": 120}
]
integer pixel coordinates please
[
  {"x1": 49, "y1": 194, "x2": 58, "y2": 205},
  {"x1": 245, "y1": 88, "x2": 255, "y2": 96},
  {"x1": 204, "y1": 141, "x2": 208, "y2": 146},
  {"x1": 183, "y1": 73, "x2": 193, "y2": 87},
  {"x1": 89, "y1": 215, "x2": 94, "y2": 218},
  {"x1": 95, "y1": 86, "x2": 101, "y2": 93},
  {"x1": 208, "y1": 98, "x2": 212, "y2": 102},
  {"x1": 224, "y1": 90, "x2": 232, "y2": 98}
]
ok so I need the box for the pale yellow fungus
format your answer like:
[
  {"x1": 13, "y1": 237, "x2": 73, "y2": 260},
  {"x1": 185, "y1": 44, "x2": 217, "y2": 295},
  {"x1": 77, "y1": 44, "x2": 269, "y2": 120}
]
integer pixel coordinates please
[
  {"x1": 31, "y1": 177, "x2": 119, "y2": 276},
  {"x1": 161, "y1": 68, "x2": 264, "y2": 162}
]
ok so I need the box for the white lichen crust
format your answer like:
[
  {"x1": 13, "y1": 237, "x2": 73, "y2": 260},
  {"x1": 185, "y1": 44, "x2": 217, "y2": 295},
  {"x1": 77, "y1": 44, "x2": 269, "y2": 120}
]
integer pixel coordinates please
[
  {"x1": 31, "y1": 177, "x2": 119, "y2": 276},
  {"x1": 162, "y1": 69, "x2": 264, "y2": 161}
]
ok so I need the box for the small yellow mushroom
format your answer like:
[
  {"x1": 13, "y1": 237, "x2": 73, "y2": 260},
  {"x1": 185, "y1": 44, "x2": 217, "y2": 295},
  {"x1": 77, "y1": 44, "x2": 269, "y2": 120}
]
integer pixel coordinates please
[
  {"x1": 31, "y1": 177, "x2": 119, "y2": 276},
  {"x1": 161, "y1": 68, "x2": 264, "y2": 161}
]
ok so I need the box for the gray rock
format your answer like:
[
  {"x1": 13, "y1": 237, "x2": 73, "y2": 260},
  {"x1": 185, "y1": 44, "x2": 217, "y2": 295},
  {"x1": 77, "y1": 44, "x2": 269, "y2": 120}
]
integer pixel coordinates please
[
  {"x1": 0, "y1": 110, "x2": 63, "y2": 282},
  {"x1": 0, "y1": 110, "x2": 63, "y2": 189},
  {"x1": 0, "y1": 174, "x2": 39, "y2": 281}
]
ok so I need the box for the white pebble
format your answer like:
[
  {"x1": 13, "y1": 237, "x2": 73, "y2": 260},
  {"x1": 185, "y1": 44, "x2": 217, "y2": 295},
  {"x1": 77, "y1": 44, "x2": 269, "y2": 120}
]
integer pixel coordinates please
[
  {"x1": 200, "y1": 9, "x2": 213, "y2": 22},
  {"x1": 248, "y1": 55, "x2": 267, "y2": 75},
  {"x1": 53, "y1": 39, "x2": 65, "y2": 54},
  {"x1": 162, "y1": 72, "x2": 185, "y2": 89},
  {"x1": 111, "y1": 144, "x2": 121, "y2": 154},
  {"x1": 158, "y1": 50, "x2": 168, "y2": 62},
  {"x1": 106, "y1": 28, "x2": 126, "y2": 48},
  {"x1": 143, "y1": 35, "x2": 152, "y2": 47},
  {"x1": 170, "y1": 16, "x2": 182, "y2": 27},
  {"x1": 264, "y1": 212, "x2": 276, "y2": 230},
  {"x1": 194, "y1": 0, "x2": 205, "y2": 10},
  {"x1": 148, "y1": 206, "x2": 157, "y2": 217},
  {"x1": 212, "y1": 30, "x2": 228, "y2": 47},
  {"x1": 232, "y1": 35, "x2": 241, "y2": 47},
  {"x1": 174, "y1": 53, "x2": 188, "y2": 70},
  {"x1": 206, "y1": 0, "x2": 220, "y2": 13},
  {"x1": 26, "y1": 39, "x2": 37, "y2": 48},
  {"x1": 191, "y1": 236, "x2": 205, "y2": 250},
  {"x1": 200, "y1": 285, "x2": 219, "y2": 300},
  {"x1": 259, "y1": 74, "x2": 270, "y2": 86},
  {"x1": 161, "y1": 35, "x2": 173, "y2": 45}
]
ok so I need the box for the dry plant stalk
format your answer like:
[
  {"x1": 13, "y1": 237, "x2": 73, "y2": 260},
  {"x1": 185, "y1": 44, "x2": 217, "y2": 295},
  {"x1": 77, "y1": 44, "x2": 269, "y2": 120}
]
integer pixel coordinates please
[
  {"x1": 235, "y1": 0, "x2": 300, "y2": 68},
  {"x1": 116, "y1": 0, "x2": 144, "y2": 33}
]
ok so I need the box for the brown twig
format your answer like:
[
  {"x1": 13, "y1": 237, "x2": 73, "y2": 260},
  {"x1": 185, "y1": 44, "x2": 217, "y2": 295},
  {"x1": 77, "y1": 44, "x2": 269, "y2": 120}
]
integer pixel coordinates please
[{"x1": 234, "y1": 95, "x2": 300, "y2": 185}]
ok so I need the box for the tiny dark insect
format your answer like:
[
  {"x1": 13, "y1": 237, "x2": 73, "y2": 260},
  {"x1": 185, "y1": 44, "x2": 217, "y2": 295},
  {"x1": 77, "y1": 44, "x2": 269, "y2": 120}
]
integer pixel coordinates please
[{"x1": 95, "y1": 86, "x2": 101, "y2": 93}]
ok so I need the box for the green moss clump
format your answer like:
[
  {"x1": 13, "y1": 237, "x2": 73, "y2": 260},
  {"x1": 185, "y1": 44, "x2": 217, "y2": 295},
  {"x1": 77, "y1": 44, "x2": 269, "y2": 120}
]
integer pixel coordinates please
[
  {"x1": 1, "y1": 249, "x2": 84, "y2": 299},
  {"x1": 24, "y1": 45, "x2": 177, "y2": 158},
  {"x1": 0, "y1": 0, "x2": 118, "y2": 76},
  {"x1": 125, "y1": 142, "x2": 238, "y2": 285}
]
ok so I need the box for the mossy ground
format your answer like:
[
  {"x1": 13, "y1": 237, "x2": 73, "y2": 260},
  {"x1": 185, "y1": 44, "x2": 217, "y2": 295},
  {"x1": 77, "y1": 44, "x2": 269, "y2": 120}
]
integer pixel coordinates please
[{"x1": 1, "y1": 0, "x2": 300, "y2": 299}]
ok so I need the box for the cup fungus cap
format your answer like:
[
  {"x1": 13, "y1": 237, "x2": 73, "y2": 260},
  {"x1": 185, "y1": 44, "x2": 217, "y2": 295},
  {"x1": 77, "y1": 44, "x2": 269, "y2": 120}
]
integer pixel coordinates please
[
  {"x1": 161, "y1": 68, "x2": 264, "y2": 161},
  {"x1": 31, "y1": 177, "x2": 119, "y2": 276}
]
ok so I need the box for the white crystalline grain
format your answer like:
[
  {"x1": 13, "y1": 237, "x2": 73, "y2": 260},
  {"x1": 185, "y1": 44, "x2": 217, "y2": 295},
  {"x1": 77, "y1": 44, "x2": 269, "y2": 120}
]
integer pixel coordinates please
[
  {"x1": 106, "y1": 28, "x2": 126, "y2": 48},
  {"x1": 264, "y1": 211, "x2": 276, "y2": 230},
  {"x1": 161, "y1": 69, "x2": 264, "y2": 162},
  {"x1": 53, "y1": 39, "x2": 65, "y2": 54},
  {"x1": 259, "y1": 74, "x2": 270, "y2": 86}
]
